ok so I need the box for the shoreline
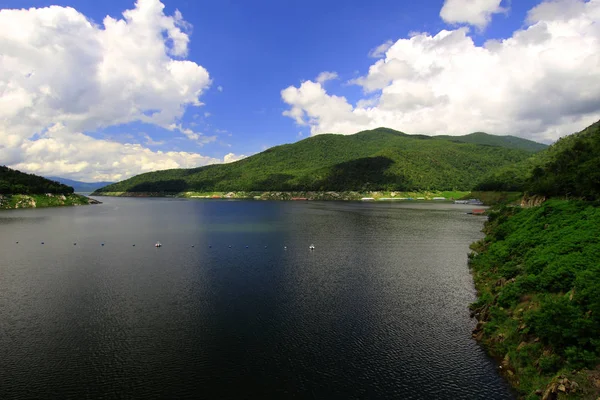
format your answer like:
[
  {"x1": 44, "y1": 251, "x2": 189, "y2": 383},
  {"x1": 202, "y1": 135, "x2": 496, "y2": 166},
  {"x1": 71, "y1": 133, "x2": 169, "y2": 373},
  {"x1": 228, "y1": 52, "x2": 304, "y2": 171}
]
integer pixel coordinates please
[
  {"x1": 0, "y1": 193, "x2": 101, "y2": 210},
  {"x1": 92, "y1": 190, "x2": 471, "y2": 202}
]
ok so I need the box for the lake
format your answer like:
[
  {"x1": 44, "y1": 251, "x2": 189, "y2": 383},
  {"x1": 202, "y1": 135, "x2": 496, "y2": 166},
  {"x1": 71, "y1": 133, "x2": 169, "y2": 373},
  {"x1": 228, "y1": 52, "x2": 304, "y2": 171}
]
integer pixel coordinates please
[{"x1": 0, "y1": 198, "x2": 513, "y2": 399}]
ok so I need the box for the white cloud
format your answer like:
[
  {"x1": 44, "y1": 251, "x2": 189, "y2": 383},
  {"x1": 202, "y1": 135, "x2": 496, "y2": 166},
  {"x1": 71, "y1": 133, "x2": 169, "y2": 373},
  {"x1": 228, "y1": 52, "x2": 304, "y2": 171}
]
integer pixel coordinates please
[
  {"x1": 217, "y1": 85, "x2": 223, "y2": 92},
  {"x1": 0, "y1": 0, "x2": 221, "y2": 181},
  {"x1": 315, "y1": 71, "x2": 338, "y2": 84},
  {"x1": 526, "y1": 0, "x2": 587, "y2": 23},
  {"x1": 143, "y1": 133, "x2": 165, "y2": 146},
  {"x1": 368, "y1": 40, "x2": 394, "y2": 58},
  {"x1": 440, "y1": 0, "x2": 508, "y2": 30},
  {"x1": 167, "y1": 124, "x2": 216, "y2": 144},
  {"x1": 282, "y1": 0, "x2": 600, "y2": 142},
  {"x1": 204, "y1": 112, "x2": 211, "y2": 117},
  {"x1": 223, "y1": 153, "x2": 246, "y2": 163},
  {"x1": 10, "y1": 123, "x2": 221, "y2": 182}
]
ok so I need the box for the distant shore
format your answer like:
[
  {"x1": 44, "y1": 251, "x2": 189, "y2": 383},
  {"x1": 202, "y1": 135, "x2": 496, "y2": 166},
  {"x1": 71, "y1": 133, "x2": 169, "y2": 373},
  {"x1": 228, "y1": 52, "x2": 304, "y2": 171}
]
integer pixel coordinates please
[
  {"x1": 93, "y1": 190, "x2": 470, "y2": 202},
  {"x1": 92, "y1": 190, "x2": 522, "y2": 205},
  {"x1": 0, "y1": 193, "x2": 101, "y2": 210}
]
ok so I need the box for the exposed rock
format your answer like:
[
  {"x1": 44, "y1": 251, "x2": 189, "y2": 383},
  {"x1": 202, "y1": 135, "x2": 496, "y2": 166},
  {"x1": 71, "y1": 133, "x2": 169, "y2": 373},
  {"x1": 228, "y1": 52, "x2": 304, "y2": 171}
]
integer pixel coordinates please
[{"x1": 521, "y1": 195, "x2": 546, "y2": 208}]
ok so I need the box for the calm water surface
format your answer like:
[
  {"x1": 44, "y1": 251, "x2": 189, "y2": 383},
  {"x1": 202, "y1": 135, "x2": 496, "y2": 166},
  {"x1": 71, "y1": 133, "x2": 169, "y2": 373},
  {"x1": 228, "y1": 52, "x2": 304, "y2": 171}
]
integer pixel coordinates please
[{"x1": 0, "y1": 198, "x2": 513, "y2": 399}]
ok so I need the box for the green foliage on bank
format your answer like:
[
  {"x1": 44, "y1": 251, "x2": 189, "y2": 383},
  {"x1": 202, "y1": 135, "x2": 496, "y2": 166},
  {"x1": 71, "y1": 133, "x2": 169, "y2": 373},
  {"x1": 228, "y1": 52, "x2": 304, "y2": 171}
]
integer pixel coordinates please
[
  {"x1": 96, "y1": 128, "x2": 544, "y2": 194},
  {"x1": 0, "y1": 166, "x2": 74, "y2": 195},
  {"x1": 470, "y1": 202, "x2": 600, "y2": 398}
]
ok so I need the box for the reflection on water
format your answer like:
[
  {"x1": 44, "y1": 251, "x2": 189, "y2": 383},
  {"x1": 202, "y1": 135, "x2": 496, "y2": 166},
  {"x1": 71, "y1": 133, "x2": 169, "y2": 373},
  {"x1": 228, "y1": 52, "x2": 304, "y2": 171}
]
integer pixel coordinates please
[{"x1": 0, "y1": 198, "x2": 512, "y2": 399}]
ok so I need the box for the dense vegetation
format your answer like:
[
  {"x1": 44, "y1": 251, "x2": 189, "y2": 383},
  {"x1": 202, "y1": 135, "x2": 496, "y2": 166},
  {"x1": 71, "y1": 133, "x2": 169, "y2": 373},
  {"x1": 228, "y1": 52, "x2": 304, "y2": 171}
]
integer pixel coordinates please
[
  {"x1": 0, "y1": 166, "x2": 74, "y2": 194},
  {"x1": 475, "y1": 121, "x2": 600, "y2": 197},
  {"x1": 435, "y1": 132, "x2": 548, "y2": 153},
  {"x1": 96, "y1": 128, "x2": 545, "y2": 194},
  {"x1": 470, "y1": 202, "x2": 600, "y2": 399},
  {"x1": 469, "y1": 120, "x2": 600, "y2": 399}
]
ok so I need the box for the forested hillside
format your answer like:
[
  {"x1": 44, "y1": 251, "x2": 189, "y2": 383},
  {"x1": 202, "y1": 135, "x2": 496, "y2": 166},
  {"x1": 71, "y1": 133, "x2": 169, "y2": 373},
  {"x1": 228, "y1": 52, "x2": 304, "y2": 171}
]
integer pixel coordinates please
[
  {"x1": 434, "y1": 132, "x2": 548, "y2": 152},
  {"x1": 475, "y1": 120, "x2": 600, "y2": 197},
  {"x1": 0, "y1": 166, "x2": 74, "y2": 194},
  {"x1": 95, "y1": 128, "x2": 544, "y2": 194}
]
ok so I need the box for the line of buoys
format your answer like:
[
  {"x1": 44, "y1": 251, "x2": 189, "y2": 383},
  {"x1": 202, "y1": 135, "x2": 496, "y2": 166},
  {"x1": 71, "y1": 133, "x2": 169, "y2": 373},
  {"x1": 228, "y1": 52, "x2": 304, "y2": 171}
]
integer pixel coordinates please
[{"x1": 16, "y1": 242, "x2": 306, "y2": 251}]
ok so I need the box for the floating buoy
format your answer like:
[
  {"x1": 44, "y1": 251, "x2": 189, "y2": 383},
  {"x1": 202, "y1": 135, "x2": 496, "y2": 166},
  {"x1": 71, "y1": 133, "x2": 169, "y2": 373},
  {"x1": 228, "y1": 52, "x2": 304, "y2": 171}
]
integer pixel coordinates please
[
  {"x1": 192, "y1": 245, "x2": 195, "y2": 248},
  {"x1": 101, "y1": 243, "x2": 104, "y2": 246},
  {"x1": 246, "y1": 245, "x2": 249, "y2": 248},
  {"x1": 228, "y1": 245, "x2": 232, "y2": 248},
  {"x1": 264, "y1": 246, "x2": 267, "y2": 248},
  {"x1": 284, "y1": 246, "x2": 287, "y2": 250},
  {"x1": 74, "y1": 243, "x2": 77, "y2": 245},
  {"x1": 209, "y1": 245, "x2": 212, "y2": 248},
  {"x1": 133, "y1": 244, "x2": 136, "y2": 247},
  {"x1": 41, "y1": 242, "x2": 44, "y2": 244},
  {"x1": 16, "y1": 241, "x2": 18, "y2": 244},
  {"x1": 309, "y1": 244, "x2": 315, "y2": 250}
]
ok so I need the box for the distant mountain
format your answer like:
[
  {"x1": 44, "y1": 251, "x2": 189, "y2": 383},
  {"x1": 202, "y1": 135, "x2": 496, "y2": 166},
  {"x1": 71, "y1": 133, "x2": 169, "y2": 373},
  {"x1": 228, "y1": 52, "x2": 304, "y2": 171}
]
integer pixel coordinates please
[
  {"x1": 1, "y1": 166, "x2": 74, "y2": 194},
  {"x1": 47, "y1": 177, "x2": 115, "y2": 192},
  {"x1": 434, "y1": 132, "x2": 549, "y2": 152},
  {"x1": 95, "y1": 128, "x2": 546, "y2": 194}
]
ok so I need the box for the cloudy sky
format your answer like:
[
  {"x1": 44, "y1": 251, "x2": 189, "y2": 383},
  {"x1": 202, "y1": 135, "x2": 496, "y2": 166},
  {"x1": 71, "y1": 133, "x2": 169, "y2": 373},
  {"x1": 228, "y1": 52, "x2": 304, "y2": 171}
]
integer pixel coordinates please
[{"x1": 1, "y1": 0, "x2": 599, "y2": 181}]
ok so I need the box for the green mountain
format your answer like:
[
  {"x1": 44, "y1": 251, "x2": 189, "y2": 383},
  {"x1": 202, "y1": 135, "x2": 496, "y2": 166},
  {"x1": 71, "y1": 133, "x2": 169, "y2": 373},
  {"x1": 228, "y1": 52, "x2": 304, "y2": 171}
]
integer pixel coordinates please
[
  {"x1": 475, "y1": 120, "x2": 600, "y2": 198},
  {"x1": 0, "y1": 166, "x2": 74, "y2": 194},
  {"x1": 434, "y1": 131, "x2": 549, "y2": 152},
  {"x1": 95, "y1": 128, "x2": 545, "y2": 194},
  {"x1": 46, "y1": 176, "x2": 114, "y2": 193}
]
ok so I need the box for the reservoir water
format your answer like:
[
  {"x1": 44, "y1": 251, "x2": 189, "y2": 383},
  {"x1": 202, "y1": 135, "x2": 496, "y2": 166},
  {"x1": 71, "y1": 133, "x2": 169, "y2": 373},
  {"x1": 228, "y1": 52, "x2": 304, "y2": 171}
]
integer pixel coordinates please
[{"x1": 0, "y1": 198, "x2": 513, "y2": 399}]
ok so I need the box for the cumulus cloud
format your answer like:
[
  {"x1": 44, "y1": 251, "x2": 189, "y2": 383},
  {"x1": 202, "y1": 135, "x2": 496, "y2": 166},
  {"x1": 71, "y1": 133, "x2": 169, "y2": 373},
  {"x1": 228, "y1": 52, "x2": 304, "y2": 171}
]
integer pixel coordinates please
[
  {"x1": 440, "y1": 0, "x2": 508, "y2": 29},
  {"x1": 315, "y1": 71, "x2": 339, "y2": 84},
  {"x1": 282, "y1": 0, "x2": 600, "y2": 142},
  {"x1": 223, "y1": 153, "x2": 246, "y2": 163},
  {"x1": 9, "y1": 123, "x2": 221, "y2": 182},
  {"x1": 0, "y1": 0, "x2": 222, "y2": 181}
]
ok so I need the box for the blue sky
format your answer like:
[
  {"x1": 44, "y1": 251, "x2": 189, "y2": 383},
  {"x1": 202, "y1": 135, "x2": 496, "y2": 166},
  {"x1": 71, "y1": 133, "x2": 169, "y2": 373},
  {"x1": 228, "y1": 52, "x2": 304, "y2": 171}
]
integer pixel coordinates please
[{"x1": 0, "y1": 0, "x2": 599, "y2": 181}]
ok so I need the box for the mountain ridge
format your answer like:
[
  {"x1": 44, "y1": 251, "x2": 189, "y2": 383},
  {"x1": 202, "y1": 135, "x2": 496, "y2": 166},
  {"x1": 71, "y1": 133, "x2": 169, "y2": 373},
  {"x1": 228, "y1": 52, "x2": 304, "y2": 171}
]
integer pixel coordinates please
[
  {"x1": 95, "y1": 128, "x2": 546, "y2": 194},
  {"x1": 46, "y1": 177, "x2": 115, "y2": 193}
]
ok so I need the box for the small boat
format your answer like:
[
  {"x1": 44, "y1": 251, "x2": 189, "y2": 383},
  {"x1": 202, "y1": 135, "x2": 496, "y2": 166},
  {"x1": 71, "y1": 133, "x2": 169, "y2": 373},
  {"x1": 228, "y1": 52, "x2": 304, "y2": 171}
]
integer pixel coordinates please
[
  {"x1": 309, "y1": 244, "x2": 315, "y2": 250},
  {"x1": 155, "y1": 242, "x2": 162, "y2": 248}
]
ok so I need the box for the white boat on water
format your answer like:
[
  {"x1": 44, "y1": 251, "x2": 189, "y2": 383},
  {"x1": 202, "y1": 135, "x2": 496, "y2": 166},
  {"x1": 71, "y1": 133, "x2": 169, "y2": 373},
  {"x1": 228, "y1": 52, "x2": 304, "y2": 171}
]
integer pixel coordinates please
[
  {"x1": 361, "y1": 197, "x2": 375, "y2": 201},
  {"x1": 155, "y1": 242, "x2": 162, "y2": 248}
]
